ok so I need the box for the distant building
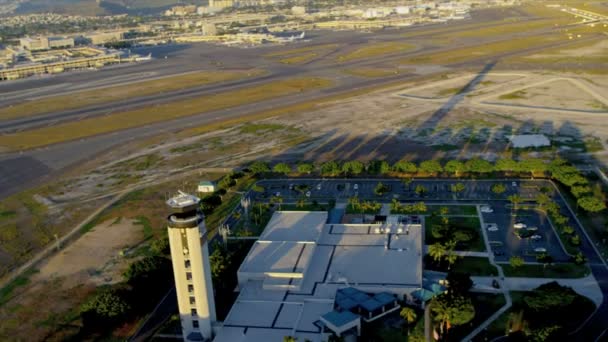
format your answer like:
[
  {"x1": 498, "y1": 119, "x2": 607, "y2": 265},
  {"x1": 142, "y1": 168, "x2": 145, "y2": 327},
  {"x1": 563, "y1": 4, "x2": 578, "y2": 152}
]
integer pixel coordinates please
[
  {"x1": 87, "y1": 31, "x2": 124, "y2": 45},
  {"x1": 19, "y1": 37, "x2": 49, "y2": 51},
  {"x1": 209, "y1": 0, "x2": 234, "y2": 9},
  {"x1": 197, "y1": 181, "x2": 216, "y2": 193},
  {"x1": 166, "y1": 5, "x2": 198, "y2": 16},
  {"x1": 509, "y1": 134, "x2": 551, "y2": 148},
  {"x1": 48, "y1": 37, "x2": 74, "y2": 49},
  {"x1": 291, "y1": 5, "x2": 307, "y2": 15}
]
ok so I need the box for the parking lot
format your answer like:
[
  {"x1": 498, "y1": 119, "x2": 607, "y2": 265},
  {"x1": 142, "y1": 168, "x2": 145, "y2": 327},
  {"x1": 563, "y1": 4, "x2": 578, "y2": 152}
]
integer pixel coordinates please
[
  {"x1": 248, "y1": 179, "x2": 571, "y2": 262},
  {"x1": 481, "y1": 205, "x2": 570, "y2": 262}
]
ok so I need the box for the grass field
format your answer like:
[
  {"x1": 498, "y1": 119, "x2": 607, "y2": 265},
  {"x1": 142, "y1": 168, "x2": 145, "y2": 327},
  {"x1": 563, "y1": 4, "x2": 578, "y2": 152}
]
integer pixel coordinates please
[
  {"x1": 500, "y1": 262, "x2": 590, "y2": 278},
  {"x1": 280, "y1": 53, "x2": 318, "y2": 64},
  {"x1": 263, "y1": 44, "x2": 339, "y2": 58},
  {"x1": 424, "y1": 255, "x2": 498, "y2": 276},
  {"x1": 341, "y1": 67, "x2": 401, "y2": 78},
  {"x1": 0, "y1": 70, "x2": 263, "y2": 120},
  {"x1": 0, "y1": 77, "x2": 332, "y2": 151},
  {"x1": 401, "y1": 35, "x2": 562, "y2": 65},
  {"x1": 337, "y1": 42, "x2": 416, "y2": 62},
  {"x1": 507, "y1": 37, "x2": 608, "y2": 64}
]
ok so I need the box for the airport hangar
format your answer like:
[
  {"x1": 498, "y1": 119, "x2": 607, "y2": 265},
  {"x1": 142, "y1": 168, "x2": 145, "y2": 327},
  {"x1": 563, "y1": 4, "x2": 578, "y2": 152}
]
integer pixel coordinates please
[{"x1": 214, "y1": 211, "x2": 423, "y2": 342}]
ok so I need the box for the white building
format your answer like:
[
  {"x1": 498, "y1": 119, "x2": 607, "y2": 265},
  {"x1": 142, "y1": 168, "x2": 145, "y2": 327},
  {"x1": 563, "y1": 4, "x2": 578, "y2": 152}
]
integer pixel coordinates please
[
  {"x1": 214, "y1": 211, "x2": 423, "y2": 341},
  {"x1": 198, "y1": 181, "x2": 216, "y2": 193},
  {"x1": 167, "y1": 192, "x2": 217, "y2": 341}
]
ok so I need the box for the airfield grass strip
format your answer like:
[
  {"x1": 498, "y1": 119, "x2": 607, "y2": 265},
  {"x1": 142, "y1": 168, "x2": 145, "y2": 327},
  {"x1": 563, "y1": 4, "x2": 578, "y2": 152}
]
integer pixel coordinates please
[
  {"x1": 0, "y1": 77, "x2": 332, "y2": 151},
  {"x1": 337, "y1": 42, "x2": 416, "y2": 62},
  {"x1": 263, "y1": 43, "x2": 340, "y2": 57},
  {"x1": 400, "y1": 35, "x2": 563, "y2": 65},
  {"x1": 179, "y1": 73, "x2": 445, "y2": 137},
  {"x1": 0, "y1": 70, "x2": 264, "y2": 120}
]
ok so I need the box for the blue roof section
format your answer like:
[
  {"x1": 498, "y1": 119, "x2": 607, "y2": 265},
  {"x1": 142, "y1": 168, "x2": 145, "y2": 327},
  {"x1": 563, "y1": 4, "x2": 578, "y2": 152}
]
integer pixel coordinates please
[
  {"x1": 339, "y1": 287, "x2": 360, "y2": 297},
  {"x1": 322, "y1": 310, "x2": 360, "y2": 327},
  {"x1": 360, "y1": 298, "x2": 383, "y2": 312},
  {"x1": 336, "y1": 297, "x2": 358, "y2": 311},
  {"x1": 373, "y1": 292, "x2": 396, "y2": 306},
  {"x1": 351, "y1": 291, "x2": 371, "y2": 303}
]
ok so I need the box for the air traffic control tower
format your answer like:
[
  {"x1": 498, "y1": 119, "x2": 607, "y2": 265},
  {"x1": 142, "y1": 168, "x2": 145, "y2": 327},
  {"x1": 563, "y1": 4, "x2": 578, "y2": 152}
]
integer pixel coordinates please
[{"x1": 167, "y1": 191, "x2": 216, "y2": 341}]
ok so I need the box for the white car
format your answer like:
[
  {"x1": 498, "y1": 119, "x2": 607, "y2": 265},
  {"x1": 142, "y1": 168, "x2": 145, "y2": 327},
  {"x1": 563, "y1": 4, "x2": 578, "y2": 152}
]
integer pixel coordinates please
[
  {"x1": 513, "y1": 223, "x2": 527, "y2": 229},
  {"x1": 316, "y1": 184, "x2": 321, "y2": 190},
  {"x1": 530, "y1": 235, "x2": 542, "y2": 240},
  {"x1": 480, "y1": 206, "x2": 494, "y2": 213},
  {"x1": 512, "y1": 181, "x2": 517, "y2": 187},
  {"x1": 487, "y1": 224, "x2": 499, "y2": 232},
  {"x1": 534, "y1": 247, "x2": 547, "y2": 253},
  {"x1": 275, "y1": 192, "x2": 281, "y2": 197},
  {"x1": 527, "y1": 226, "x2": 538, "y2": 231},
  {"x1": 305, "y1": 191, "x2": 311, "y2": 198},
  {"x1": 353, "y1": 184, "x2": 359, "y2": 190}
]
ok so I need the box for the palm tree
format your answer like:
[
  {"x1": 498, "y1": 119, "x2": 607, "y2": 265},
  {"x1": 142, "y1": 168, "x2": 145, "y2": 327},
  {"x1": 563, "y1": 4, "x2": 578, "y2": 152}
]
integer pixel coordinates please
[
  {"x1": 444, "y1": 240, "x2": 459, "y2": 270},
  {"x1": 431, "y1": 298, "x2": 451, "y2": 335},
  {"x1": 429, "y1": 243, "x2": 446, "y2": 263},
  {"x1": 400, "y1": 307, "x2": 417, "y2": 326},
  {"x1": 507, "y1": 194, "x2": 522, "y2": 213},
  {"x1": 296, "y1": 198, "x2": 305, "y2": 208}
]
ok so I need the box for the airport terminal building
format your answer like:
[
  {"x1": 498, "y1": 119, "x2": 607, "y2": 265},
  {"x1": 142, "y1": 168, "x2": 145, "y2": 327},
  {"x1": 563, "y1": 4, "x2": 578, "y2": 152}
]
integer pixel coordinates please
[{"x1": 214, "y1": 211, "x2": 423, "y2": 341}]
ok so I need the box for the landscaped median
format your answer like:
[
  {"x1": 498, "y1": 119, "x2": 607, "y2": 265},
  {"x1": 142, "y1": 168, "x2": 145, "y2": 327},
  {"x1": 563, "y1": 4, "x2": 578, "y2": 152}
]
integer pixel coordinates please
[
  {"x1": 499, "y1": 262, "x2": 591, "y2": 279},
  {"x1": 0, "y1": 77, "x2": 332, "y2": 151}
]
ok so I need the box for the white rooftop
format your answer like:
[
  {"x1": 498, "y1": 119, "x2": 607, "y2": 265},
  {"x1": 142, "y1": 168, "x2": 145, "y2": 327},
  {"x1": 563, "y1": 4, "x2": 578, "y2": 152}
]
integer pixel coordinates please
[
  {"x1": 216, "y1": 212, "x2": 423, "y2": 342},
  {"x1": 509, "y1": 134, "x2": 550, "y2": 148}
]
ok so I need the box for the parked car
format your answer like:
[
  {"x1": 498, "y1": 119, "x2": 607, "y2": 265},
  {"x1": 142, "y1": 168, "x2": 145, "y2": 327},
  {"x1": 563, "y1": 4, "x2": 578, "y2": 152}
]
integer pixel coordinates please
[
  {"x1": 316, "y1": 183, "x2": 322, "y2": 190},
  {"x1": 289, "y1": 184, "x2": 294, "y2": 190},
  {"x1": 480, "y1": 205, "x2": 494, "y2": 213},
  {"x1": 305, "y1": 191, "x2": 311, "y2": 198},
  {"x1": 526, "y1": 226, "x2": 538, "y2": 231},
  {"x1": 512, "y1": 181, "x2": 517, "y2": 187},
  {"x1": 275, "y1": 192, "x2": 281, "y2": 197},
  {"x1": 534, "y1": 247, "x2": 547, "y2": 253},
  {"x1": 353, "y1": 184, "x2": 359, "y2": 190},
  {"x1": 486, "y1": 223, "x2": 499, "y2": 232},
  {"x1": 513, "y1": 222, "x2": 527, "y2": 229},
  {"x1": 530, "y1": 234, "x2": 542, "y2": 240}
]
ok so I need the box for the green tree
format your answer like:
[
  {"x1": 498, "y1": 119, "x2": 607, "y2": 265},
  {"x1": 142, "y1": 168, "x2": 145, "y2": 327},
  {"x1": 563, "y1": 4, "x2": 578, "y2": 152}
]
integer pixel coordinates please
[
  {"x1": 570, "y1": 234, "x2": 581, "y2": 246},
  {"x1": 393, "y1": 160, "x2": 417, "y2": 173},
  {"x1": 450, "y1": 182, "x2": 465, "y2": 194},
  {"x1": 342, "y1": 160, "x2": 364, "y2": 175},
  {"x1": 535, "y1": 193, "x2": 550, "y2": 208},
  {"x1": 296, "y1": 162, "x2": 314, "y2": 174},
  {"x1": 210, "y1": 243, "x2": 233, "y2": 285},
  {"x1": 374, "y1": 182, "x2": 390, "y2": 196},
  {"x1": 446, "y1": 271, "x2": 473, "y2": 296},
  {"x1": 251, "y1": 184, "x2": 265, "y2": 193},
  {"x1": 495, "y1": 158, "x2": 519, "y2": 173},
  {"x1": 573, "y1": 252, "x2": 586, "y2": 265},
  {"x1": 429, "y1": 243, "x2": 446, "y2": 262},
  {"x1": 283, "y1": 336, "x2": 297, "y2": 342},
  {"x1": 508, "y1": 194, "x2": 523, "y2": 212},
  {"x1": 444, "y1": 160, "x2": 465, "y2": 176},
  {"x1": 577, "y1": 196, "x2": 606, "y2": 212},
  {"x1": 250, "y1": 161, "x2": 270, "y2": 174},
  {"x1": 419, "y1": 160, "x2": 443, "y2": 175},
  {"x1": 123, "y1": 256, "x2": 171, "y2": 285},
  {"x1": 413, "y1": 201, "x2": 427, "y2": 213},
  {"x1": 464, "y1": 158, "x2": 493, "y2": 174},
  {"x1": 571, "y1": 185, "x2": 592, "y2": 198},
  {"x1": 400, "y1": 307, "x2": 417, "y2": 326},
  {"x1": 273, "y1": 163, "x2": 292, "y2": 175},
  {"x1": 491, "y1": 183, "x2": 506, "y2": 195},
  {"x1": 80, "y1": 287, "x2": 130, "y2": 327},
  {"x1": 562, "y1": 225, "x2": 575, "y2": 235},
  {"x1": 415, "y1": 184, "x2": 427, "y2": 196},
  {"x1": 296, "y1": 198, "x2": 305, "y2": 208},
  {"x1": 432, "y1": 295, "x2": 475, "y2": 335},
  {"x1": 367, "y1": 160, "x2": 391, "y2": 174},
  {"x1": 320, "y1": 161, "x2": 341, "y2": 176},
  {"x1": 509, "y1": 256, "x2": 524, "y2": 268},
  {"x1": 519, "y1": 158, "x2": 547, "y2": 175}
]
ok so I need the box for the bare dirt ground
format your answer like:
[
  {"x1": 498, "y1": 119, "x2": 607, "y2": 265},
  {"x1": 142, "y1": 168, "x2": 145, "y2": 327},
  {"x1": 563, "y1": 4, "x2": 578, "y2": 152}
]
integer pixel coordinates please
[{"x1": 0, "y1": 219, "x2": 141, "y2": 340}]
